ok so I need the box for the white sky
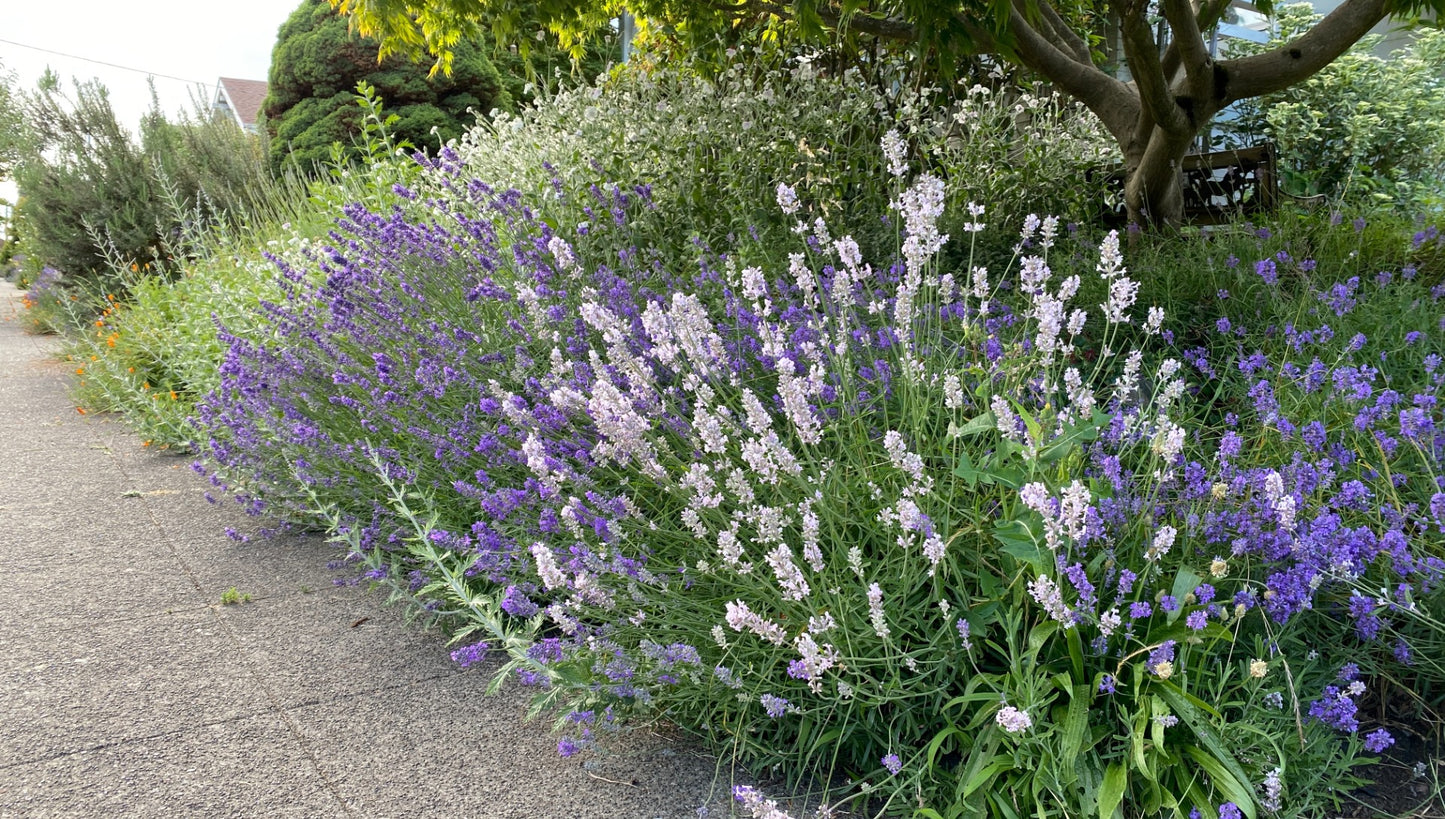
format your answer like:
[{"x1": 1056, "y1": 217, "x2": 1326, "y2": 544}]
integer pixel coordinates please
[{"x1": 1, "y1": 0, "x2": 308, "y2": 205}]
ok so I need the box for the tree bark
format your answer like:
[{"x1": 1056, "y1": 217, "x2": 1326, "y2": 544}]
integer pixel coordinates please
[
  {"x1": 1220, "y1": 0, "x2": 1389, "y2": 100},
  {"x1": 1123, "y1": 127, "x2": 1196, "y2": 226}
]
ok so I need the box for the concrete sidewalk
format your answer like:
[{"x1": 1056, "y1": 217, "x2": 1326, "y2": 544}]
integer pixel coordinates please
[{"x1": 0, "y1": 279, "x2": 742, "y2": 818}]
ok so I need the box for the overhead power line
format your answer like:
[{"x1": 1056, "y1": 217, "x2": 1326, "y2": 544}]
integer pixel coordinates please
[{"x1": 0, "y1": 37, "x2": 209, "y2": 86}]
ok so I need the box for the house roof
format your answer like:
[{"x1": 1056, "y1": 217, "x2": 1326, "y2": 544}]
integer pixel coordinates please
[{"x1": 215, "y1": 77, "x2": 269, "y2": 130}]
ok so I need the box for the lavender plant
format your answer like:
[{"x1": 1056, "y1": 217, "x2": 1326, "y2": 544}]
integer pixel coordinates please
[
  {"x1": 18, "y1": 266, "x2": 72, "y2": 334},
  {"x1": 192, "y1": 131, "x2": 1444, "y2": 818},
  {"x1": 1176, "y1": 224, "x2": 1445, "y2": 682},
  {"x1": 70, "y1": 60, "x2": 1109, "y2": 456}
]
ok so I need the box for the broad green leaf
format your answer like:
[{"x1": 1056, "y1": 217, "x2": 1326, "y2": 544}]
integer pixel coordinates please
[
  {"x1": 1168, "y1": 678, "x2": 1228, "y2": 719},
  {"x1": 955, "y1": 447, "x2": 979, "y2": 488},
  {"x1": 954, "y1": 729, "x2": 1001, "y2": 802},
  {"x1": 955, "y1": 436, "x2": 1024, "y2": 487},
  {"x1": 1159, "y1": 685, "x2": 1257, "y2": 819},
  {"x1": 1059, "y1": 684, "x2": 1092, "y2": 782},
  {"x1": 987, "y1": 465, "x2": 1027, "y2": 489},
  {"x1": 1038, "y1": 409, "x2": 1110, "y2": 464},
  {"x1": 1150, "y1": 695, "x2": 1169, "y2": 748},
  {"x1": 1166, "y1": 567, "x2": 1202, "y2": 626},
  {"x1": 1029, "y1": 620, "x2": 1060, "y2": 654},
  {"x1": 1067, "y1": 626, "x2": 1087, "y2": 683},
  {"x1": 1076, "y1": 755, "x2": 1104, "y2": 817},
  {"x1": 1146, "y1": 622, "x2": 1235, "y2": 666},
  {"x1": 956, "y1": 410, "x2": 998, "y2": 438},
  {"x1": 1184, "y1": 746, "x2": 1257, "y2": 819},
  {"x1": 809, "y1": 725, "x2": 845, "y2": 755},
  {"x1": 1131, "y1": 708, "x2": 1156, "y2": 784},
  {"x1": 926, "y1": 725, "x2": 967, "y2": 768},
  {"x1": 995, "y1": 518, "x2": 1045, "y2": 573},
  {"x1": 997, "y1": 438, "x2": 1025, "y2": 463},
  {"x1": 1143, "y1": 777, "x2": 1163, "y2": 814},
  {"x1": 963, "y1": 759, "x2": 1010, "y2": 797},
  {"x1": 944, "y1": 691, "x2": 1008, "y2": 713},
  {"x1": 1098, "y1": 762, "x2": 1128, "y2": 819},
  {"x1": 1186, "y1": 782, "x2": 1216, "y2": 819},
  {"x1": 987, "y1": 790, "x2": 1023, "y2": 819},
  {"x1": 1018, "y1": 405, "x2": 1043, "y2": 444},
  {"x1": 1160, "y1": 786, "x2": 1182, "y2": 812}
]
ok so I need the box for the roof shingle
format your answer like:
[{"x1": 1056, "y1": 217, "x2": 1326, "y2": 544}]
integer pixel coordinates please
[{"x1": 217, "y1": 77, "x2": 269, "y2": 129}]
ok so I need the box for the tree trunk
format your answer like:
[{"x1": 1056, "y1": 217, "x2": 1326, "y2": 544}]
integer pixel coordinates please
[
  {"x1": 1122, "y1": 128, "x2": 1194, "y2": 227},
  {"x1": 989, "y1": 0, "x2": 1394, "y2": 230}
]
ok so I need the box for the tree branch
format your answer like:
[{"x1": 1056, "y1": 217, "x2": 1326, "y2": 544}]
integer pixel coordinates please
[
  {"x1": 1159, "y1": 39, "x2": 1181, "y2": 86},
  {"x1": 1132, "y1": 104, "x2": 1157, "y2": 157},
  {"x1": 1198, "y1": 0, "x2": 1233, "y2": 32},
  {"x1": 1220, "y1": 0, "x2": 1389, "y2": 101},
  {"x1": 1159, "y1": 0, "x2": 1213, "y2": 102},
  {"x1": 1035, "y1": 0, "x2": 1094, "y2": 64},
  {"x1": 1160, "y1": 0, "x2": 1230, "y2": 91},
  {"x1": 1118, "y1": 1, "x2": 1189, "y2": 133},
  {"x1": 1005, "y1": 4, "x2": 1138, "y2": 144},
  {"x1": 743, "y1": 0, "x2": 921, "y2": 42}
]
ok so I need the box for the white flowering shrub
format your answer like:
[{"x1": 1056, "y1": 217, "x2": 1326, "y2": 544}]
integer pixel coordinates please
[{"x1": 451, "y1": 50, "x2": 1115, "y2": 263}]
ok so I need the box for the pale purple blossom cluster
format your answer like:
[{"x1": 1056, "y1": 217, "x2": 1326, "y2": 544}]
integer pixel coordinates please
[
  {"x1": 1028, "y1": 574, "x2": 1074, "y2": 627},
  {"x1": 733, "y1": 785, "x2": 797, "y2": 819},
  {"x1": 1261, "y1": 766, "x2": 1283, "y2": 813},
  {"x1": 996, "y1": 704, "x2": 1033, "y2": 733},
  {"x1": 1019, "y1": 480, "x2": 1091, "y2": 553},
  {"x1": 896, "y1": 174, "x2": 949, "y2": 276},
  {"x1": 867, "y1": 582, "x2": 890, "y2": 639},
  {"x1": 725, "y1": 600, "x2": 789, "y2": 646},
  {"x1": 881, "y1": 431, "x2": 946, "y2": 569},
  {"x1": 881, "y1": 129, "x2": 908, "y2": 178}
]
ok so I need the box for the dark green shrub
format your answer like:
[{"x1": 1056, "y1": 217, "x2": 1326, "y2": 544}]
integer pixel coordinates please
[
  {"x1": 262, "y1": 0, "x2": 513, "y2": 171},
  {"x1": 12, "y1": 75, "x2": 275, "y2": 288},
  {"x1": 0, "y1": 58, "x2": 24, "y2": 180},
  {"x1": 140, "y1": 90, "x2": 273, "y2": 229},
  {"x1": 13, "y1": 75, "x2": 162, "y2": 282}
]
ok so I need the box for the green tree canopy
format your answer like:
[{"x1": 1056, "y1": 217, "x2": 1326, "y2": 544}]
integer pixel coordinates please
[
  {"x1": 1224, "y1": 7, "x2": 1445, "y2": 206},
  {"x1": 0, "y1": 59, "x2": 26, "y2": 181},
  {"x1": 140, "y1": 86, "x2": 274, "y2": 224},
  {"x1": 263, "y1": 0, "x2": 512, "y2": 171},
  {"x1": 329, "y1": 0, "x2": 1445, "y2": 226}
]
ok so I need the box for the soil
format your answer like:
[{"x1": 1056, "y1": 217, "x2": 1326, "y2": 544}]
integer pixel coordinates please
[{"x1": 1340, "y1": 731, "x2": 1444, "y2": 818}]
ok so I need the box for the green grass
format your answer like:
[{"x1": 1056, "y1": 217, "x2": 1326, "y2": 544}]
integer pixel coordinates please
[{"x1": 219, "y1": 587, "x2": 253, "y2": 605}]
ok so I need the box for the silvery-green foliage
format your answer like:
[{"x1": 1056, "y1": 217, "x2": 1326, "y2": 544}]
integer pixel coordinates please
[{"x1": 0, "y1": 58, "x2": 26, "y2": 180}]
